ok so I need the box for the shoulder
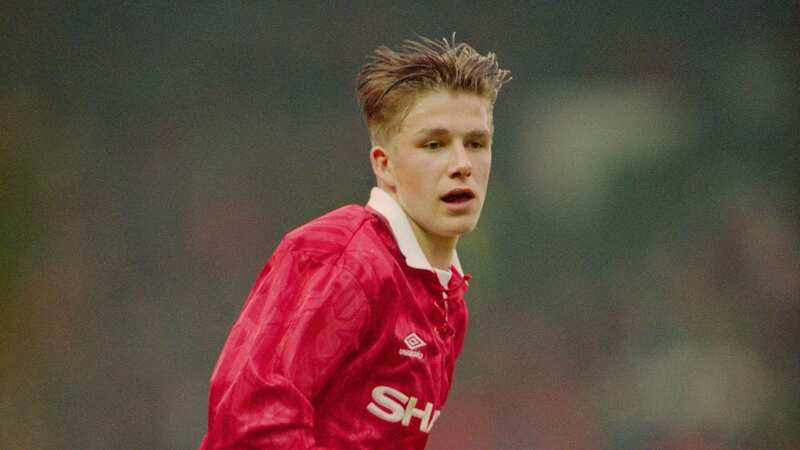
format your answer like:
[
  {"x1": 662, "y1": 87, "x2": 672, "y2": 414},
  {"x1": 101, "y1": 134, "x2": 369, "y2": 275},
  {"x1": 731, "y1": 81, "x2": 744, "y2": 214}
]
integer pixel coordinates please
[
  {"x1": 282, "y1": 205, "x2": 373, "y2": 257},
  {"x1": 277, "y1": 204, "x2": 398, "y2": 291}
]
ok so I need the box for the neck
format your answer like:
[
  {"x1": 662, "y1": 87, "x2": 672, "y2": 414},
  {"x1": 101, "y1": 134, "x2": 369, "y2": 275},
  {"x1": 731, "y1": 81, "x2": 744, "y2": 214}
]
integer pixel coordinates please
[{"x1": 407, "y1": 218, "x2": 458, "y2": 271}]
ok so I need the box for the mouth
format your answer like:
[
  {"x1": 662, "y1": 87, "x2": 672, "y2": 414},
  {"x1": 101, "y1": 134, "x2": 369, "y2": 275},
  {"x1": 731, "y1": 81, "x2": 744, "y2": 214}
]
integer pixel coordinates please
[{"x1": 441, "y1": 188, "x2": 476, "y2": 204}]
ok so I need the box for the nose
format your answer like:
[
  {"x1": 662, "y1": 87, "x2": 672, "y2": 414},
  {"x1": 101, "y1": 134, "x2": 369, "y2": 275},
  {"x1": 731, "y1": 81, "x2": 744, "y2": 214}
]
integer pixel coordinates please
[{"x1": 448, "y1": 142, "x2": 472, "y2": 179}]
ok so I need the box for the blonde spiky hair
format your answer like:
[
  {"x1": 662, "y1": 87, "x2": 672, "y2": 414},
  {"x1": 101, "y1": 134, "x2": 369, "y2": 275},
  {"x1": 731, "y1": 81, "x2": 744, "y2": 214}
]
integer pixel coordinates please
[{"x1": 357, "y1": 35, "x2": 511, "y2": 144}]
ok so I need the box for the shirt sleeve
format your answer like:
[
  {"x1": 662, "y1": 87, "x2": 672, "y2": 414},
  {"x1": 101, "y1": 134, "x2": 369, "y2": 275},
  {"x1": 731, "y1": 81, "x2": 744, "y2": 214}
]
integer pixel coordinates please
[{"x1": 200, "y1": 249, "x2": 371, "y2": 450}]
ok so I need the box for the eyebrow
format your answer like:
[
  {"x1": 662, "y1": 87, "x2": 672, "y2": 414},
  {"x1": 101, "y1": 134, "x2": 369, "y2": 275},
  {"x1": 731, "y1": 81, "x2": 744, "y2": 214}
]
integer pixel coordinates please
[{"x1": 414, "y1": 128, "x2": 491, "y2": 139}]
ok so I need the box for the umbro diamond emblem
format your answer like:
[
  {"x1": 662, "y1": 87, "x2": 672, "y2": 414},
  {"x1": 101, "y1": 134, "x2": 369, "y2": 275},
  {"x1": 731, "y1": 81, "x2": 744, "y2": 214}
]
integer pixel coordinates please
[
  {"x1": 399, "y1": 332, "x2": 426, "y2": 359},
  {"x1": 404, "y1": 333, "x2": 426, "y2": 350}
]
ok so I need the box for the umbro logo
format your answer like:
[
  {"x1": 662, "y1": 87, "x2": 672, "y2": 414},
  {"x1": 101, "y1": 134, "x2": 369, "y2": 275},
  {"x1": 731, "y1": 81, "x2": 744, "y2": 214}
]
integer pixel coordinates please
[{"x1": 399, "y1": 333, "x2": 426, "y2": 359}]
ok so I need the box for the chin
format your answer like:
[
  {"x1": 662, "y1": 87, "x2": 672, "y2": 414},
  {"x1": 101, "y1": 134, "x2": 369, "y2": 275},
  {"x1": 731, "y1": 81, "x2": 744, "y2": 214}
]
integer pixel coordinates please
[{"x1": 442, "y1": 220, "x2": 478, "y2": 237}]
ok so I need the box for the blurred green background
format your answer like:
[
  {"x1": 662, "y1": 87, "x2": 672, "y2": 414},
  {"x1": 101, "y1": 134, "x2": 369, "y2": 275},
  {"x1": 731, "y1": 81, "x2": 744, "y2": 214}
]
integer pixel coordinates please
[{"x1": 2, "y1": 2, "x2": 798, "y2": 449}]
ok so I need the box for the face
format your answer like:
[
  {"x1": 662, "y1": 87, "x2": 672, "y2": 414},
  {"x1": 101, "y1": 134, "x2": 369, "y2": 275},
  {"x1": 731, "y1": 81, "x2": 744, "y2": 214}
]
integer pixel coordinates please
[{"x1": 372, "y1": 90, "x2": 493, "y2": 243}]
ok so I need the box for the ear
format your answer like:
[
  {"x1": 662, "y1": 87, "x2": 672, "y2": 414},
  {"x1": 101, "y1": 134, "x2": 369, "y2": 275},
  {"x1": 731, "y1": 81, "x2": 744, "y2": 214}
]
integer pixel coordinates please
[{"x1": 370, "y1": 146, "x2": 396, "y2": 190}]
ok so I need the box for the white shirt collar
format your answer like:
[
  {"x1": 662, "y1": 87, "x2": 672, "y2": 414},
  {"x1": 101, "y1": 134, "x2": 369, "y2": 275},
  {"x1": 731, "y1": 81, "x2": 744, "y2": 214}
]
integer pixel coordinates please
[{"x1": 367, "y1": 187, "x2": 464, "y2": 285}]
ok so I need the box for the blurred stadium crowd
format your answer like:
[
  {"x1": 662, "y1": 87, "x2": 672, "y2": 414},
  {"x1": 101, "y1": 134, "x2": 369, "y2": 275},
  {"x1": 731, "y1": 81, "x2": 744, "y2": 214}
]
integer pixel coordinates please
[{"x1": 2, "y1": 2, "x2": 798, "y2": 449}]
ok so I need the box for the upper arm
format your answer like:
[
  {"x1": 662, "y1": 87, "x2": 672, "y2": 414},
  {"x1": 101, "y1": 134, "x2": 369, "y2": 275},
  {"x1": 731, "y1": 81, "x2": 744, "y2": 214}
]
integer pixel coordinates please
[
  {"x1": 203, "y1": 250, "x2": 371, "y2": 448},
  {"x1": 249, "y1": 251, "x2": 371, "y2": 399}
]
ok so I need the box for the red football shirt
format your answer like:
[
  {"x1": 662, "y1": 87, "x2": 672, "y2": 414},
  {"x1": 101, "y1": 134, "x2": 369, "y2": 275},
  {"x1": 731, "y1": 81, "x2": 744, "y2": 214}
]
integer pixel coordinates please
[{"x1": 200, "y1": 188, "x2": 470, "y2": 449}]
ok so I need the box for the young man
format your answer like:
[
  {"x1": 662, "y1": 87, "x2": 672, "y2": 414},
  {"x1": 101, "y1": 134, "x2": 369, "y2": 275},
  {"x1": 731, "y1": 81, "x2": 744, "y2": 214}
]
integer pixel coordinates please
[{"x1": 200, "y1": 36, "x2": 509, "y2": 449}]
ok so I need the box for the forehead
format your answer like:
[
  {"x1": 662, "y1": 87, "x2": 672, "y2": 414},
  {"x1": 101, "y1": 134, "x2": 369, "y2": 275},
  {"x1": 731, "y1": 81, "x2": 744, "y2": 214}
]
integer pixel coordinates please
[{"x1": 399, "y1": 90, "x2": 492, "y2": 136}]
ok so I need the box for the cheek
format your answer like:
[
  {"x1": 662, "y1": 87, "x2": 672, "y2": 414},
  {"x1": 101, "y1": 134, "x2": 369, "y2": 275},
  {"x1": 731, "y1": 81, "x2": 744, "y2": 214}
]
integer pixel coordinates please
[
  {"x1": 474, "y1": 154, "x2": 492, "y2": 182},
  {"x1": 396, "y1": 166, "x2": 424, "y2": 191},
  {"x1": 394, "y1": 166, "x2": 431, "y2": 202},
  {"x1": 400, "y1": 157, "x2": 439, "y2": 187}
]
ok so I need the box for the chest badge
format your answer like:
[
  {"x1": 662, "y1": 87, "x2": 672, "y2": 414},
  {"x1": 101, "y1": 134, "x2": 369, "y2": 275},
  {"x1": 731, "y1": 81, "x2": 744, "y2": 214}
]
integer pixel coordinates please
[{"x1": 399, "y1": 332, "x2": 426, "y2": 359}]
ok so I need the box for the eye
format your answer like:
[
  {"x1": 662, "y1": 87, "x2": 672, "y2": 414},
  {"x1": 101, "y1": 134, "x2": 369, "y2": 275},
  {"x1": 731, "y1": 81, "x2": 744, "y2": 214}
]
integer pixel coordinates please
[
  {"x1": 467, "y1": 141, "x2": 486, "y2": 150},
  {"x1": 422, "y1": 141, "x2": 443, "y2": 150}
]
